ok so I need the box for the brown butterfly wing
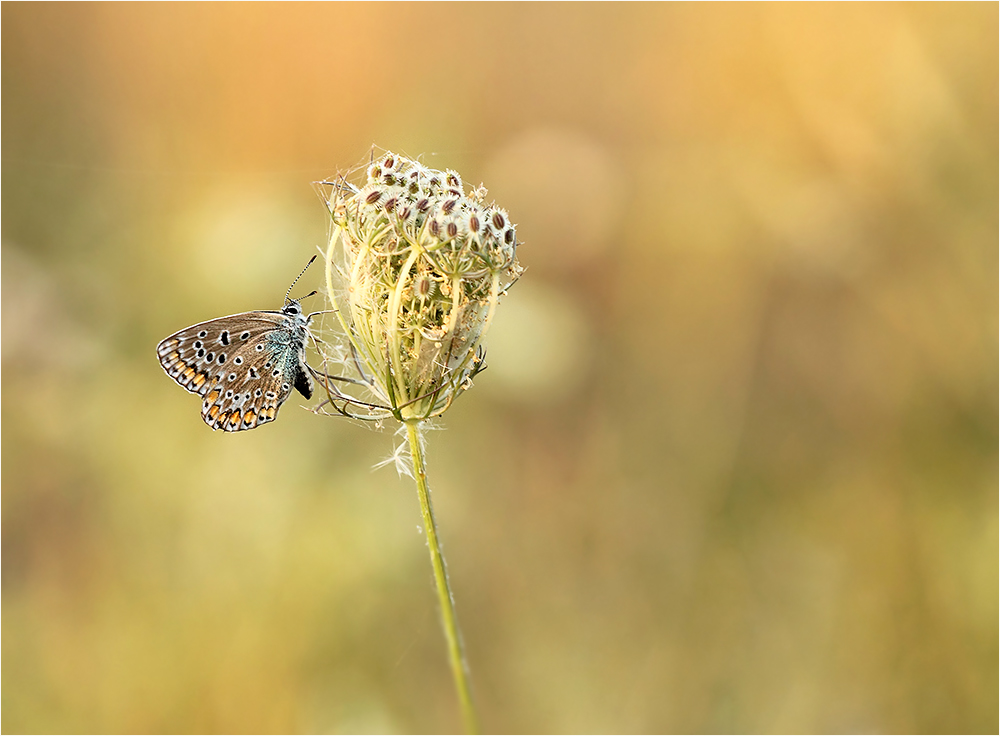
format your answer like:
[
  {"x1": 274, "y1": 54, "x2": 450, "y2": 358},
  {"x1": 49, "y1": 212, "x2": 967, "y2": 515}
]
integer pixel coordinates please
[{"x1": 156, "y1": 311, "x2": 310, "y2": 432}]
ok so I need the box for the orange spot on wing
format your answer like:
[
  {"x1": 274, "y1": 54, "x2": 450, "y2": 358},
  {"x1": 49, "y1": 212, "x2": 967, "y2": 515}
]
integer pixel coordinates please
[
  {"x1": 206, "y1": 390, "x2": 220, "y2": 404},
  {"x1": 265, "y1": 407, "x2": 276, "y2": 420},
  {"x1": 208, "y1": 405, "x2": 221, "y2": 420},
  {"x1": 243, "y1": 410, "x2": 256, "y2": 425},
  {"x1": 192, "y1": 373, "x2": 206, "y2": 389},
  {"x1": 228, "y1": 412, "x2": 241, "y2": 428}
]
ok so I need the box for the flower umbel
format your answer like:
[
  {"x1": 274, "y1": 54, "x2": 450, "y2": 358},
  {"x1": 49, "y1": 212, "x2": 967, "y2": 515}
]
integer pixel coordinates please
[
  {"x1": 316, "y1": 152, "x2": 522, "y2": 421},
  {"x1": 313, "y1": 151, "x2": 523, "y2": 733}
]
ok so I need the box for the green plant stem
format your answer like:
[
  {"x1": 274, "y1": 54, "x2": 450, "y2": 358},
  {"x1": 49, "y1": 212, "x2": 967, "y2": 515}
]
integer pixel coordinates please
[{"x1": 405, "y1": 420, "x2": 480, "y2": 734}]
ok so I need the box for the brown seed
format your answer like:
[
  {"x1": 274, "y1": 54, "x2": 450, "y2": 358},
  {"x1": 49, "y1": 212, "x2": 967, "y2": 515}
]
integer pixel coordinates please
[
  {"x1": 366, "y1": 189, "x2": 382, "y2": 205},
  {"x1": 415, "y1": 276, "x2": 434, "y2": 297}
]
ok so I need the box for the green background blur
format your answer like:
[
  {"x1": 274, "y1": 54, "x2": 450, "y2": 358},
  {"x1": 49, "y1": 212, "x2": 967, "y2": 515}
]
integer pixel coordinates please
[{"x1": 3, "y1": 4, "x2": 997, "y2": 733}]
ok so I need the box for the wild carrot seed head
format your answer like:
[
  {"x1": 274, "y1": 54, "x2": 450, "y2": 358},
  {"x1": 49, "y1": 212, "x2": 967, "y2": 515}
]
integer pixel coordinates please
[{"x1": 321, "y1": 152, "x2": 522, "y2": 421}]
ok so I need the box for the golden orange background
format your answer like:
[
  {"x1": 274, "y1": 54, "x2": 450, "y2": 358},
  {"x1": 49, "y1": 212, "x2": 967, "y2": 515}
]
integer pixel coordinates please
[{"x1": 3, "y1": 3, "x2": 997, "y2": 733}]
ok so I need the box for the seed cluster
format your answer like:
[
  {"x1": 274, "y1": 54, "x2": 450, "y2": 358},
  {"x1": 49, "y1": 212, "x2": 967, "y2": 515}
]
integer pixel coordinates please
[{"x1": 321, "y1": 152, "x2": 523, "y2": 421}]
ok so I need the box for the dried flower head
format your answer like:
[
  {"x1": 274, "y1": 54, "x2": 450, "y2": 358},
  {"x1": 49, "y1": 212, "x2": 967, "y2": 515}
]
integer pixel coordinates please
[{"x1": 317, "y1": 152, "x2": 523, "y2": 421}]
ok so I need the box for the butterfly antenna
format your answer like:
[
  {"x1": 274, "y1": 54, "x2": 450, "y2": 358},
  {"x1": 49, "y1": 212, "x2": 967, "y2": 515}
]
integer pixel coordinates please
[{"x1": 285, "y1": 255, "x2": 317, "y2": 305}]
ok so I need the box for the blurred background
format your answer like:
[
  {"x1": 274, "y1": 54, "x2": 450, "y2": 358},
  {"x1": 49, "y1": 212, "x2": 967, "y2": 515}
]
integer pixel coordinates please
[{"x1": 3, "y1": 4, "x2": 996, "y2": 733}]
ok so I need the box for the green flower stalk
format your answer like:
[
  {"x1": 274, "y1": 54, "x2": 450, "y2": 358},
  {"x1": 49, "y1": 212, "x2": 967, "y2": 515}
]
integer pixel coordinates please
[{"x1": 315, "y1": 152, "x2": 523, "y2": 733}]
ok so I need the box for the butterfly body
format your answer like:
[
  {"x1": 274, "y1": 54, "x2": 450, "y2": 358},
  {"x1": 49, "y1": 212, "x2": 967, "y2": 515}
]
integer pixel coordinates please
[{"x1": 157, "y1": 300, "x2": 313, "y2": 432}]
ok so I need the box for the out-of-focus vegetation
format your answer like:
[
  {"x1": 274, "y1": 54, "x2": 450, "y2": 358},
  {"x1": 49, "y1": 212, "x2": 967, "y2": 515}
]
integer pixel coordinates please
[{"x1": 2, "y1": 4, "x2": 996, "y2": 733}]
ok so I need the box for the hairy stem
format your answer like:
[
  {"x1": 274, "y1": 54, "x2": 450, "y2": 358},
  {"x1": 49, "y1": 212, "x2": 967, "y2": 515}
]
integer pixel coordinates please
[{"x1": 405, "y1": 420, "x2": 480, "y2": 734}]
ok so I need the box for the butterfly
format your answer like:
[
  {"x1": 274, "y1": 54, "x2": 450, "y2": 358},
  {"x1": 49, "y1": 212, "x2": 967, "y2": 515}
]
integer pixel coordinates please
[{"x1": 156, "y1": 258, "x2": 318, "y2": 432}]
